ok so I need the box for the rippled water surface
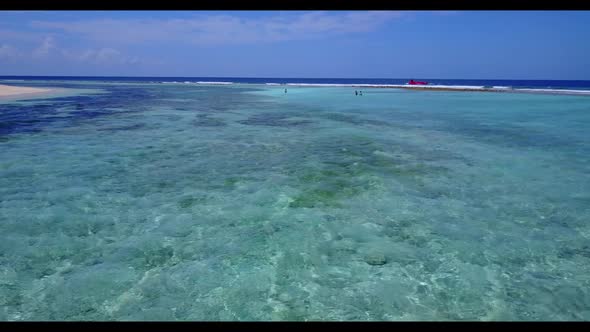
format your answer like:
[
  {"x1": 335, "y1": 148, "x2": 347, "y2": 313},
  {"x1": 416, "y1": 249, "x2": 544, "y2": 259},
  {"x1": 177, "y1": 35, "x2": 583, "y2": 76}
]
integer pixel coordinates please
[{"x1": 1, "y1": 82, "x2": 590, "y2": 320}]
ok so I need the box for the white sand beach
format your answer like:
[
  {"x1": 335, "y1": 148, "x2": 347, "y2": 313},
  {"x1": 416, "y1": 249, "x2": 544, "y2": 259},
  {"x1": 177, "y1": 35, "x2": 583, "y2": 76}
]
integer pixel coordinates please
[{"x1": 0, "y1": 84, "x2": 53, "y2": 98}]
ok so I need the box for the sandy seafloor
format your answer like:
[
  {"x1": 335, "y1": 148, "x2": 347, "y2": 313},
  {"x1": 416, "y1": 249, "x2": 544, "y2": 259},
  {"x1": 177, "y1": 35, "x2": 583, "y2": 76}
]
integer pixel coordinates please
[
  {"x1": 1, "y1": 81, "x2": 590, "y2": 320},
  {"x1": 0, "y1": 84, "x2": 52, "y2": 98}
]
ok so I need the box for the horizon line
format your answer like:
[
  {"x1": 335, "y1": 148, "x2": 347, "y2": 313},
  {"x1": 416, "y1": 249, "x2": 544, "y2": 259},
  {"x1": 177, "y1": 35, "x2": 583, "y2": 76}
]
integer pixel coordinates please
[{"x1": 0, "y1": 75, "x2": 588, "y2": 81}]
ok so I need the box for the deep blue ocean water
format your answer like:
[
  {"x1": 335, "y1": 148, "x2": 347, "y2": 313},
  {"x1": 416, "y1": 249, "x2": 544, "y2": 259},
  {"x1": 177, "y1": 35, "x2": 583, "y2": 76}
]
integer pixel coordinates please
[
  {"x1": 2, "y1": 76, "x2": 590, "y2": 89},
  {"x1": 1, "y1": 79, "x2": 590, "y2": 320}
]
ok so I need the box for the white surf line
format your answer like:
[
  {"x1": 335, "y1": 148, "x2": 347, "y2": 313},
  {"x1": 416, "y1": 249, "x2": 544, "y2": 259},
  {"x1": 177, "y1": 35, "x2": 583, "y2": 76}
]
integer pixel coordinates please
[
  {"x1": 278, "y1": 83, "x2": 590, "y2": 95},
  {"x1": 512, "y1": 88, "x2": 590, "y2": 95},
  {"x1": 195, "y1": 81, "x2": 234, "y2": 85},
  {"x1": 155, "y1": 80, "x2": 590, "y2": 96}
]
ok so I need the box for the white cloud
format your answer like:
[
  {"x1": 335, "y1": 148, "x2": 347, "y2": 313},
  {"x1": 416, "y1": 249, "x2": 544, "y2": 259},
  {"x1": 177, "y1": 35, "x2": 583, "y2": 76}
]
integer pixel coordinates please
[
  {"x1": 63, "y1": 47, "x2": 140, "y2": 65},
  {"x1": 0, "y1": 28, "x2": 43, "y2": 42},
  {"x1": 2, "y1": 36, "x2": 145, "y2": 67},
  {"x1": 32, "y1": 36, "x2": 56, "y2": 58},
  {"x1": 30, "y1": 11, "x2": 405, "y2": 45},
  {"x1": 0, "y1": 44, "x2": 18, "y2": 59}
]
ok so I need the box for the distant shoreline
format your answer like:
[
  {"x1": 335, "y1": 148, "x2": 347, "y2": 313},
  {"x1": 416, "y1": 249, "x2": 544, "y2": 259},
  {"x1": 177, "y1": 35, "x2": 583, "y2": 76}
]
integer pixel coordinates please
[
  {"x1": 277, "y1": 83, "x2": 590, "y2": 95},
  {"x1": 0, "y1": 84, "x2": 54, "y2": 99},
  {"x1": 2, "y1": 81, "x2": 590, "y2": 98},
  {"x1": 367, "y1": 85, "x2": 590, "y2": 95},
  {"x1": 157, "y1": 80, "x2": 590, "y2": 96}
]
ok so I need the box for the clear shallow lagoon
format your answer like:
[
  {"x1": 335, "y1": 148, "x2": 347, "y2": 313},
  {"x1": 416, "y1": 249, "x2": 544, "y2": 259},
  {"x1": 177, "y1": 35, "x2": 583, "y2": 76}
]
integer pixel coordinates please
[{"x1": 1, "y1": 81, "x2": 590, "y2": 320}]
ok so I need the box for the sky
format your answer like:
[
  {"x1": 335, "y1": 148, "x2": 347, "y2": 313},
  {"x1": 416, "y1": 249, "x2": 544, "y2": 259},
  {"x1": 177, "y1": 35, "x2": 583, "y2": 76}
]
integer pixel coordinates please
[{"x1": 0, "y1": 10, "x2": 589, "y2": 79}]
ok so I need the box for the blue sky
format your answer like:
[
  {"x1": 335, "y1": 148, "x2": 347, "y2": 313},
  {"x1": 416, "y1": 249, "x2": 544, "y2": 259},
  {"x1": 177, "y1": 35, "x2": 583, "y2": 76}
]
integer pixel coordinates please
[{"x1": 0, "y1": 10, "x2": 589, "y2": 79}]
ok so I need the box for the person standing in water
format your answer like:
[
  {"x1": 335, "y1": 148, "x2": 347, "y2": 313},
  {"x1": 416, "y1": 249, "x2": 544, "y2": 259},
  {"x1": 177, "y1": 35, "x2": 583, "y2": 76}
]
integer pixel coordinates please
[
  {"x1": 284, "y1": 88, "x2": 287, "y2": 94},
  {"x1": 355, "y1": 90, "x2": 358, "y2": 96},
  {"x1": 359, "y1": 91, "x2": 363, "y2": 96}
]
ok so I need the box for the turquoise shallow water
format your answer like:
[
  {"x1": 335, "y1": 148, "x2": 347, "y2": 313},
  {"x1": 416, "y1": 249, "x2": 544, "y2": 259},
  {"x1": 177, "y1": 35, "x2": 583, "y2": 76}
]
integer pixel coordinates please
[{"x1": 1, "y1": 82, "x2": 590, "y2": 320}]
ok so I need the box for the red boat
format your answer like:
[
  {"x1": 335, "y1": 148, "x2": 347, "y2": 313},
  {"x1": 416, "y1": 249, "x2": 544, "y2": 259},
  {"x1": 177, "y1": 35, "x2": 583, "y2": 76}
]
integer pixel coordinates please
[{"x1": 408, "y1": 79, "x2": 428, "y2": 85}]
